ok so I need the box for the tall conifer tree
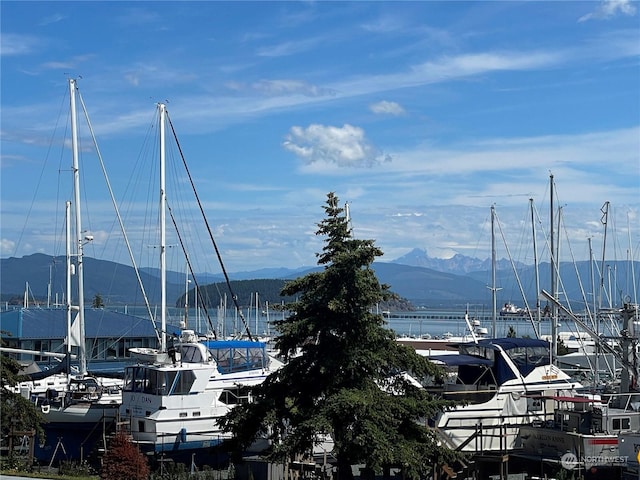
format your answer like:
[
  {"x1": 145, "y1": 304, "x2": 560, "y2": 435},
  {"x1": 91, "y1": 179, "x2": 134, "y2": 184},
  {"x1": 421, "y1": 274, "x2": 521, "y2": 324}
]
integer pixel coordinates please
[{"x1": 221, "y1": 192, "x2": 459, "y2": 479}]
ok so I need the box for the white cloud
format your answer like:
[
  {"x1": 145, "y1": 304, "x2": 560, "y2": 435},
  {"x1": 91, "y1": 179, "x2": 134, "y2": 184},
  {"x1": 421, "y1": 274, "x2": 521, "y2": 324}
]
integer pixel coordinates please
[
  {"x1": 41, "y1": 54, "x2": 95, "y2": 71},
  {"x1": 283, "y1": 124, "x2": 392, "y2": 168},
  {"x1": 256, "y1": 37, "x2": 324, "y2": 57},
  {"x1": 369, "y1": 100, "x2": 405, "y2": 116},
  {"x1": 361, "y1": 15, "x2": 406, "y2": 33},
  {"x1": 227, "y1": 79, "x2": 336, "y2": 97},
  {"x1": 39, "y1": 13, "x2": 66, "y2": 26},
  {"x1": 1, "y1": 238, "x2": 16, "y2": 255},
  {"x1": 578, "y1": 0, "x2": 637, "y2": 22},
  {"x1": 0, "y1": 33, "x2": 40, "y2": 56}
]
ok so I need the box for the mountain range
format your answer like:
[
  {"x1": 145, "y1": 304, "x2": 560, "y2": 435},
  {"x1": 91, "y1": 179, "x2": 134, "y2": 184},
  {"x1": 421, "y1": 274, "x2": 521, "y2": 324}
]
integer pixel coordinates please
[{"x1": 1, "y1": 250, "x2": 637, "y2": 310}]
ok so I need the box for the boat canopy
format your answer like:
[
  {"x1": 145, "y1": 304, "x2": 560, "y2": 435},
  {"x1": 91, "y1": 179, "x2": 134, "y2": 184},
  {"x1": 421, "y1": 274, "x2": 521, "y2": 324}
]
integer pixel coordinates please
[
  {"x1": 459, "y1": 337, "x2": 551, "y2": 379},
  {"x1": 202, "y1": 340, "x2": 267, "y2": 374},
  {"x1": 204, "y1": 340, "x2": 266, "y2": 350},
  {"x1": 428, "y1": 354, "x2": 492, "y2": 367},
  {"x1": 465, "y1": 338, "x2": 550, "y2": 350}
]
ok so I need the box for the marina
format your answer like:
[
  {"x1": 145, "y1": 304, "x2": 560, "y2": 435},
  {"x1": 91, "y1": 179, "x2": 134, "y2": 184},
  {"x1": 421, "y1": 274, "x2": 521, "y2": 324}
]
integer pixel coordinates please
[
  {"x1": 3, "y1": 302, "x2": 639, "y2": 477},
  {"x1": 0, "y1": 71, "x2": 637, "y2": 480}
]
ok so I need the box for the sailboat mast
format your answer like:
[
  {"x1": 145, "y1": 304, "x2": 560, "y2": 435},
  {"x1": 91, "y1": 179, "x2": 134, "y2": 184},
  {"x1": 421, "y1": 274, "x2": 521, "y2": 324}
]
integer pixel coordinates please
[
  {"x1": 549, "y1": 174, "x2": 557, "y2": 362},
  {"x1": 159, "y1": 103, "x2": 167, "y2": 353},
  {"x1": 70, "y1": 78, "x2": 87, "y2": 376},
  {"x1": 491, "y1": 204, "x2": 497, "y2": 337},
  {"x1": 65, "y1": 201, "x2": 72, "y2": 375},
  {"x1": 530, "y1": 199, "x2": 541, "y2": 329},
  {"x1": 599, "y1": 201, "x2": 610, "y2": 310}
]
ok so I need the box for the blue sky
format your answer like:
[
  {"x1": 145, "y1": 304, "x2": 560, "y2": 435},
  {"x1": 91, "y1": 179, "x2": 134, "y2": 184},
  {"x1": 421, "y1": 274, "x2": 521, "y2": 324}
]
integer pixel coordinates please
[{"x1": 1, "y1": 1, "x2": 639, "y2": 276}]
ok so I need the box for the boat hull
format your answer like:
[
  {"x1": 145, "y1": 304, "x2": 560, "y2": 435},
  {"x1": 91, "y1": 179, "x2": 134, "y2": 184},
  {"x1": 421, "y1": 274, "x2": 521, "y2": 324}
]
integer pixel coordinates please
[
  {"x1": 520, "y1": 425, "x2": 624, "y2": 469},
  {"x1": 34, "y1": 404, "x2": 120, "y2": 464}
]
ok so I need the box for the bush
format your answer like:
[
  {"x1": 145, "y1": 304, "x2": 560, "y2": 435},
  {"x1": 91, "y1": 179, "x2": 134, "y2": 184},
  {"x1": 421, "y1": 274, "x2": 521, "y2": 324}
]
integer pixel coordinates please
[{"x1": 100, "y1": 431, "x2": 149, "y2": 480}]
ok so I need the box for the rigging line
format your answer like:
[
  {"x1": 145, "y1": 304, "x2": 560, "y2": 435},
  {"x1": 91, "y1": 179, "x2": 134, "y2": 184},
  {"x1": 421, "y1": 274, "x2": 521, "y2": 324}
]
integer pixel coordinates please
[
  {"x1": 77, "y1": 89, "x2": 160, "y2": 343},
  {"x1": 493, "y1": 209, "x2": 539, "y2": 339},
  {"x1": 166, "y1": 112, "x2": 253, "y2": 341},
  {"x1": 54, "y1": 109, "x2": 71, "y2": 260},
  {"x1": 561, "y1": 224, "x2": 616, "y2": 377},
  {"x1": 560, "y1": 215, "x2": 594, "y2": 323},
  {"x1": 165, "y1": 199, "x2": 217, "y2": 337},
  {"x1": 13, "y1": 87, "x2": 69, "y2": 257}
]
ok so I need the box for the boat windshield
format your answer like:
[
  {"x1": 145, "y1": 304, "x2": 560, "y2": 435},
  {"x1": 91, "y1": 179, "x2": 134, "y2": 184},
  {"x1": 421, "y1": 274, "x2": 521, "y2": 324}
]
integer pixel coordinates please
[
  {"x1": 459, "y1": 340, "x2": 550, "y2": 377},
  {"x1": 123, "y1": 366, "x2": 196, "y2": 395},
  {"x1": 505, "y1": 345, "x2": 550, "y2": 375}
]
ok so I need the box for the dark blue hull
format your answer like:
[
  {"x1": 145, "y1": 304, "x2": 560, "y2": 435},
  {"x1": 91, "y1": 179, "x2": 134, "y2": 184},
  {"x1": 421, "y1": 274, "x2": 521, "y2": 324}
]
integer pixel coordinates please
[{"x1": 34, "y1": 418, "x2": 117, "y2": 465}]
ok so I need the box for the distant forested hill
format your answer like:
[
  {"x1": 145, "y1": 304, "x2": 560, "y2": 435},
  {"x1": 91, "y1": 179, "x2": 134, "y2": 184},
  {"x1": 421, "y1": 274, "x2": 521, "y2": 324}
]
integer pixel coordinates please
[
  {"x1": 178, "y1": 278, "x2": 415, "y2": 312},
  {"x1": 181, "y1": 279, "x2": 292, "y2": 308}
]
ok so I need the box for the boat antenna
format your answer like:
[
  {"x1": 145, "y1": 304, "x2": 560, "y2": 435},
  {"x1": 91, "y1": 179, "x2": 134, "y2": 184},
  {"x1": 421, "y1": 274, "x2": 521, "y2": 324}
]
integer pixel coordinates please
[{"x1": 165, "y1": 113, "x2": 253, "y2": 340}]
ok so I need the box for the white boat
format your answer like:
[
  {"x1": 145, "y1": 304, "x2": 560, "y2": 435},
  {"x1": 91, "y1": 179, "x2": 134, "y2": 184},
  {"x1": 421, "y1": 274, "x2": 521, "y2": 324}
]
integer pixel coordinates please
[
  {"x1": 426, "y1": 337, "x2": 582, "y2": 453},
  {"x1": 120, "y1": 329, "x2": 282, "y2": 463},
  {"x1": 118, "y1": 103, "x2": 283, "y2": 466},
  {"x1": 397, "y1": 312, "x2": 489, "y2": 356},
  {"x1": 499, "y1": 302, "x2": 529, "y2": 316}
]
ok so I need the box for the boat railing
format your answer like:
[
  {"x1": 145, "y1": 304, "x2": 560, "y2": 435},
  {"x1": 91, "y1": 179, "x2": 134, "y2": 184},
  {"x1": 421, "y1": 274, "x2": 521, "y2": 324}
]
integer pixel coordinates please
[
  {"x1": 441, "y1": 383, "x2": 497, "y2": 404},
  {"x1": 598, "y1": 391, "x2": 640, "y2": 410}
]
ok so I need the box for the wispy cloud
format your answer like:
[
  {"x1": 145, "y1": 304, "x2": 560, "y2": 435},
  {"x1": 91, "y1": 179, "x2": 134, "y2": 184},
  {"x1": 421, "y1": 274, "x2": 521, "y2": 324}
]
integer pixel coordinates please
[
  {"x1": 578, "y1": 0, "x2": 637, "y2": 22},
  {"x1": 40, "y1": 54, "x2": 95, "y2": 71},
  {"x1": 0, "y1": 33, "x2": 41, "y2": 56},
  {"x1": 410, "y1": 126, "x2": 637, "y2": 169},
  {"x1": 256, "y1": 37, "x2": 324, "y2": 57},
  {"x1": 361, "y1": 15, "x2": 406, "y2": 34},
  {"x1": 227, "y1": 79, "x2": 336, "y2": 97},
  {"x1": 369, "y1": 100, "x2": 405, "y2": 116},
  {"x1": 39, "y1": 13, "x2": 66, "y2": 26},
  {"x1": 283, "y1": 124, "x2": 392, "y2": 169}
]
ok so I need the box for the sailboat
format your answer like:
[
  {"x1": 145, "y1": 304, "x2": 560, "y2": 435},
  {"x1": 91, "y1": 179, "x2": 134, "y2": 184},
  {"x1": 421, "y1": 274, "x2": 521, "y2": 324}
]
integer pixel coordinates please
[
  {"x1": 512, "y1": 180, "x2": 640, "y2": 474},
  {"x1": 119, "y1": 103, "x2": 283, "y2": 466},
  {"x1": 26, "y1": 79, "x2": 123, "y2": 463},
  {"x1": 422, "y1": 201, "x2": 583, "y2": 453}
]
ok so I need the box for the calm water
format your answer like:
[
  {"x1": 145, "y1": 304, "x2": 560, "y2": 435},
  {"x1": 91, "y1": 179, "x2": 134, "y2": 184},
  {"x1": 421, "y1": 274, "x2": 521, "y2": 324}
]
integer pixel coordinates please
[{"x1": 112, "y1": 306, "x2": 567, "y2": 340}]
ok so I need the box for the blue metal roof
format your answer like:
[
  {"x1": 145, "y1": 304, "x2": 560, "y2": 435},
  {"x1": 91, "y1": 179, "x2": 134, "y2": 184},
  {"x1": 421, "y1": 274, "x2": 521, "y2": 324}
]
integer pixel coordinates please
[{"x1": 0, "y1": 308, "x2": 158, "y2": 340}]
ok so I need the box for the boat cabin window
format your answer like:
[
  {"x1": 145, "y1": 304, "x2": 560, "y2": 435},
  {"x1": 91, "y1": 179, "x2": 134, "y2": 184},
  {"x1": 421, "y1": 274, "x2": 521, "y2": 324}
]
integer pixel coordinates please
[
  {"x1": 180, "y1": 345, "x2": 209, "y2": 363},
  {"x1": 459, "y1": 345, "x2": 495, "y2": 361},
  {"x1": 612, "y1": 417, "x2": 631, "y2": 431},
  {"x1": 171, "y1": 370, "x2": 195, "y2": 395},
  {"x1": 205, "y1": 341, "x2": 267, "y2": 374},
  {"x1": 124, "y1": 367, "x2": 177, "y2": 395},
  {"x1": 220, "y1": 386, "x2": 252, "y2": 405}
]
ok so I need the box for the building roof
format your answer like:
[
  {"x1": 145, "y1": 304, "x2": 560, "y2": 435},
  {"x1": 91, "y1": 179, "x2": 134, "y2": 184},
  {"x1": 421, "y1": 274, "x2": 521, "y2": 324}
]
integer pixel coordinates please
[{"x1": 1, "y1": 307, "x2": 159, "y2": 340}]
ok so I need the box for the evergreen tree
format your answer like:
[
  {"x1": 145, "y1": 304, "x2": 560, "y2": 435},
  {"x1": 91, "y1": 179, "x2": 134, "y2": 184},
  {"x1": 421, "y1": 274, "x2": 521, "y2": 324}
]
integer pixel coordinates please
[
  {"x1": 92, "y1": 293, "x2": 104, "y2": 308},
  {"x1": 0, "y1": 338, "x2": 45, "y2": 449},
  {"x1": 221, "y1": 193, "x2": 460, "y2": 479}
]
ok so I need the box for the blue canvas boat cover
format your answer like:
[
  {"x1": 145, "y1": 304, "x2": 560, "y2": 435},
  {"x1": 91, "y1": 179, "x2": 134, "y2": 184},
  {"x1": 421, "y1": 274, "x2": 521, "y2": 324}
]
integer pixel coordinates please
[{"x1": 428, "y1": 354, "x2": 492, "y2": 366}]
